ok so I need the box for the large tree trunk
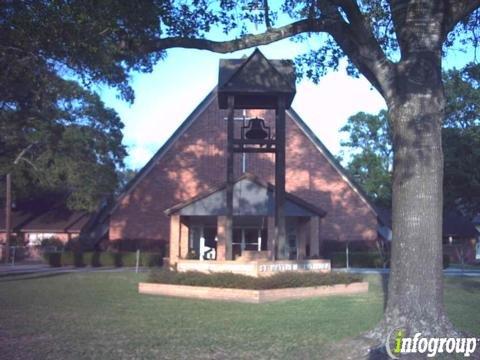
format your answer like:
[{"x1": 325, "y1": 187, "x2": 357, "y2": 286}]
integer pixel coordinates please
[{"x1": 380, "y1": 51, "x2": 455, "y2": 337}]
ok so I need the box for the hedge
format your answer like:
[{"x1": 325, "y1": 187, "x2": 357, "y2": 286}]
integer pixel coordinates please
[
  {"x1": 148, "y1": 270, "x2": 363, "y2": 290},
  {"x1": 44, "y1": 251, "x2": 164, "y2": 268},
  {"x1": 329, "y1": 251, "x2": 451, "y2": 269},
  {"x1": 329, "y1": 251, "x2": 387, "y2": 268}
]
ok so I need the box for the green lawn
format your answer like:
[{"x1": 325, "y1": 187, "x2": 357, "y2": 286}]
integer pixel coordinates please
[{"x1": 0, "y1": 272, "x2": 478, "y2": 360}]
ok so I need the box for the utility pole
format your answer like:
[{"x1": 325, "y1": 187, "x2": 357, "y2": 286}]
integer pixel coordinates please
[{"x1": 3, "y1": 144, "x2": 36, "y2": 263}]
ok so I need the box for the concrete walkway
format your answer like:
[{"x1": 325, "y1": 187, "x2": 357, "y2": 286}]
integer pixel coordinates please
[
  {"x1": 335, "y1": 267, "x2": 480, "y2": 277},
  {"x1": 0, "y1": 263, "x2": 147, "y2": 276}
]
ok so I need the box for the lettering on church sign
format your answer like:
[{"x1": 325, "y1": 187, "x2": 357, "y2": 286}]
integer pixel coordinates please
[{"x1": 258, "y1": 261, "x2": 331, "y2": 273}]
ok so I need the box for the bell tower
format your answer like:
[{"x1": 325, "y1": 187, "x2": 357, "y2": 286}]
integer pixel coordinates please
[{"x1": 218, "y1": 49, "x2": 296, "y2": 260}]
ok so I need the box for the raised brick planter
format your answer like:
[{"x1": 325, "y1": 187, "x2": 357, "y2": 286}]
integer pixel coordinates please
[
  {"x1": 138, "y1": 281, "x2": 369, "y2": 303},
  {"x1": 176, "y1": 259, "x2": 331, "y2": 277}
]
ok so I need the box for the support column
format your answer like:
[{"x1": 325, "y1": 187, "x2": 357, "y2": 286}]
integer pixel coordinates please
[
  {"x1": 297, "y1": 218, "x2": 308, "y2": 260},
  {"x1": 225, "y1": 95, "x2": 235, "y2": 260},
  {"x1": 310, "y1": 216, "x2": 320, "y2": 257},
  {"x1": 169, "y1": 215, "x2": 180, "y2": 266},
  {"x1": 275, "y1": 96, "x2": 287, "y2": 259},
  {"x1": 267, "y1": 216, "x2": 275, "y2": 260},
  {"x1": 217, "y1": 216, "x2": 227, "y2": 261},
  {"x1": 179, "y1": 220, "x2": 189, "y2": 259}
]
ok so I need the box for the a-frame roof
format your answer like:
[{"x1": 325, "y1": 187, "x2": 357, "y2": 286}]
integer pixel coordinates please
[
  {"x1": 218, "y1": 48, "x2": 296, "y2": 109},
  {"x1": 164, "y1": 173, "x2": 326, "y2": 217},
  {"x1": 111, "y1": 88, "x2": 385, "y2": 226}
]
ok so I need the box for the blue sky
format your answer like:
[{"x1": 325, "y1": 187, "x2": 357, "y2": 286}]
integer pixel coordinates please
[{"x1": 98, "y1": 36, "x2": 473, "y2": 170}]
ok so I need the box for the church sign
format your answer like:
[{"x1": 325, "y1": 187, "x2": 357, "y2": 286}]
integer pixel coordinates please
[{"x1": 176, "y1": 259, "x2": 331, "y2": 277}]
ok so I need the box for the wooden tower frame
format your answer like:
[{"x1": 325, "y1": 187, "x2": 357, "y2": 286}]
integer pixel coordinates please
[{"x1": 218, "y1": 49, "x2": 296, "y2": 260}]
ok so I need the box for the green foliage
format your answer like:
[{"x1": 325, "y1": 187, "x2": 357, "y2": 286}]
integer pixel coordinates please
[
  {"x1": 115, "y1": 168, "x2": 138, "y2": 196},
  {"x1": 43, "y1": 251, "x2": 164, "y2": 268},
  {"x1": 443, "y1": 127, "x2": 480, "y2": 213},
  {"x1": 0, "y1": 2, "x2": 186, "y2": 210},
  {"x1": 329, "y1": 251, "x2": 388, "y2": 268},
  {"x1": 444, "y1": 64, "x2": 480, "y2": 129},
  {"x1": 443, "y1": 254, "x2": 451, "y2": 269},
  {"x1": 185, "y1": 249, "x2": 198, "y2": 260},
  {"x1": 45, "y1": 252, "x2": 62, "y2": 267},
  {"x1": 340, "y1": 65, "x2": 480, "y2": 211},
  {"x1": 40, "y1": 237, "x2": 65, "y2": 250},
  {"x1": 148, "y1": 270, "x2": 362, "y2": 289},
  {"x1": 340, "y1": 110, "x2": 393, "y2": 207}
]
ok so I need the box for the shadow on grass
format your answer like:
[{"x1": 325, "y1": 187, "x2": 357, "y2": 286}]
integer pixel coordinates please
[
  {"x1": 0, "y1": 271, "x2": 69, "y2": 282},
  {"x1": 447, "y1": 278, "x2": 480, "y2": 294},
  {"x1": 380, "y1": 273, "x2": 389, "y2": 311}
]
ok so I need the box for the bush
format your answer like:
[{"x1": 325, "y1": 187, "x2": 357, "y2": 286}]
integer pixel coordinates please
[
  {"x1": 40, "y1": 237, "x2": 64, "y2": 252},
  {"x1": 111, "y1": 252, "x2": 123, "y2": 267},
  {"x1": 148, "y1": 270, "x2": 363, "y2": 290},
  {"x1": 43, "y1": 251, "x2": 164, "y2": 268},
  {"x1": 145, "y1": 253, "x2": 164, "y2": 267},
  {"x1": 329, "y1": 251, "x2": 388, "y2": 268},
  {"x1": 45, "y1": 252, "x2": 62, "y2": 267},
  {"x1": 91, "y1": 251, "x2": 102, "y2": 267},
  {"x1": 443, "y1": 254, "x2": 450, "y2": 269},
  {"x1": 73, "y1": 251, "x2": 85, "y2": 267},
  {"x1": 185, "y1": 250, "x2": 198, "y2": 260}
]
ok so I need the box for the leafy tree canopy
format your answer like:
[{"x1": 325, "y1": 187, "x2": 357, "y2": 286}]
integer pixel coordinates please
[
  {"x1": 0, "y1": 2, "x2": 171, "y2": 210},
  {"x1": 2, "y1": 1, "x2": 480, "y2": 211},
  {"x1": 340, "y1": 64, "x2": 480, "y2": 213}
]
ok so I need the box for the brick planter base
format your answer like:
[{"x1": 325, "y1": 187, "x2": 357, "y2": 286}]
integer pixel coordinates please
[{"x1": 138, "y1": 281, "x2": 369, "y2": 303}]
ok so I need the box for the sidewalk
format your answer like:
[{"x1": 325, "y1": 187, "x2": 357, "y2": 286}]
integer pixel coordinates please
[
  {"x1": 335, "y1": 267, "x2": 480, "y2": 277},
  {"x1": 0, "y1": 263, "x2": 146, "y2": 275}
]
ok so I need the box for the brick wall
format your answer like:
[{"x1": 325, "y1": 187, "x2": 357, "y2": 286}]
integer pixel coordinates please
[{"x1": 109, "y1": 92, "x2": 378, "y2": 246}]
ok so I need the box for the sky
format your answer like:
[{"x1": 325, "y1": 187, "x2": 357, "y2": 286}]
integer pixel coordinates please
[{"x1": 98, "y1": 35, "x2": 473, "y2": 170}]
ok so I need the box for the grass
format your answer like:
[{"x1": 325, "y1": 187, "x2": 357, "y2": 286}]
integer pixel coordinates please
[
  {"x1": 0, "y1": 272, "x2": 478, "y2": 359},
  {"x1": 449, "y1": 263, "x2": 480, "y2": 270}
]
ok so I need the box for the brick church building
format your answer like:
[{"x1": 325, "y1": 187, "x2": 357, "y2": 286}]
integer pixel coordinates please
[{"x1": 104, "y1": 50, "x2": 389, "y2": 263}]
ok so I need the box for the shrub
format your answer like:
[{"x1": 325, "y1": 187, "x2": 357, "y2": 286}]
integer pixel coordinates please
[
  {"x1": 329, "y1": 251, "x2": 388, "y2": 268},
  {"x1": 111, "y1": 252, "x2": 123, "y2": 267},
  {"x1": 148, "y1": 270, "x2": 363, "y2": 290},
  {"x1": 145, "y1": 253, "x2": 164, "y2": 267},
  {"x1": 443, "y1": 254, "x2": 450, "y2": 269},
  {"x1": 45, "y1": 252, "x2": 62, "y2": 267},
  {"x1": 73, "y1": 251, "x2": 85, "y2": 267},
  {"x1": 185, "y1": 250, "x2": 198, "y2": 260},
  {"x1": 91, "y1": 251, "x2": 102, "y2": 267},
  {"x1": 43, "y1": 251, "x2": 164, "y2": 268},
  {"x1": 41, "y1": 237, "x2": 64, "y2": 252}
]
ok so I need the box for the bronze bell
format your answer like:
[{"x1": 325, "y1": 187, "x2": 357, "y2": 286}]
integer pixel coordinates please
[{"x1": 245, "y1": 118, "x2": 268, "y2": 140}]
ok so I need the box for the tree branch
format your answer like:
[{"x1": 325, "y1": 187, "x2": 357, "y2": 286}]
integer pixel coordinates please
[
  {"x1": 444, "y1": 0, "x2": 480, "y2": 36},
  {"x1": 325, "y1": 0, "x2": 395, "y2": 98},
  {"x1": 147, "y1": 6, "x2": 394, "y2": 99},
  {"x1": 387, "y1": 0, "x2": 408, "y2": 51},
  {"x1": 147, "y1": 19, "x2": 330, "y2": 53}
]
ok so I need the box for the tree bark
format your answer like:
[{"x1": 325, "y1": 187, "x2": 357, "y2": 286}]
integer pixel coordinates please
[{"x1": 378, "y1": 50, "x2": 455, "y2": 337}]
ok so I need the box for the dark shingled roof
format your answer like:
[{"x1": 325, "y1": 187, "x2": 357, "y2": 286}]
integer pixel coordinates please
[
  {"x1": 165, "y1": 173, "x2": 327, "y2": 217},
  {"x1": 218, "y1": 48, "x2": 296, "y2": 109},
  {"x1": 20, "y1": 208, "x2": 89, "y2": 233},
  {"x1": 0, "y1": 208, "x2": 36, "y2": 231},
  {"x1": 0, "y1": 206, "x2": 90, "y2": 234}
]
